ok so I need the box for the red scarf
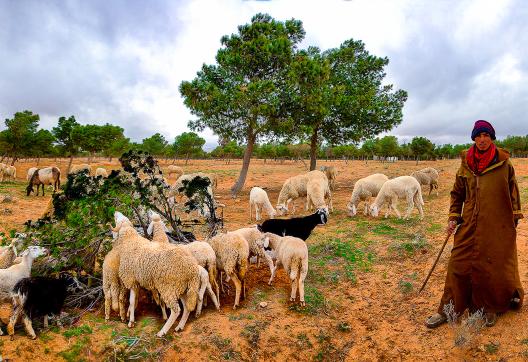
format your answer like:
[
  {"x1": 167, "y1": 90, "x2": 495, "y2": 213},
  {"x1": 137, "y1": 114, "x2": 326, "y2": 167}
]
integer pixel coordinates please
[{"x1": 466, "y1": 143, "x2": 497, "y2": 174}]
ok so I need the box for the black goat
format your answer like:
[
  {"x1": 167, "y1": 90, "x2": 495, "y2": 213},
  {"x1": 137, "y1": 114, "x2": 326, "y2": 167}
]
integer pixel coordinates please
[
  {"x1": 257, "y1": 209, "x2": 328, "y2": 241},
  {"x1": 7, "y1": 274, "x2": 83, "y2": 339}
]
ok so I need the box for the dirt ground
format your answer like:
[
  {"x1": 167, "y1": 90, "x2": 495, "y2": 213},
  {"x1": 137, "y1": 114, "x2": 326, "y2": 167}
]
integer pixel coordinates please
[{"x1": 0, "y1": 157, "x2": 527, "y2": 361}]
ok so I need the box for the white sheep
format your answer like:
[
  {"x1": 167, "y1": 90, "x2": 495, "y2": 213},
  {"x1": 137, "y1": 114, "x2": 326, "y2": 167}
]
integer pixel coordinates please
[
  {"x1": 69, "y1": 163, "x2": 91, "y2": 175},
  {"x1": 114, "y1": 220, "x2": 209, "y2": 335},
  {"x1": 411, "y1": 167, "x2": 439, "y2": 196},
  {"x1": 347, "y1": 173, "x2": 389, "y2": 216},
  {"x1": 369, "y1": 176, "x2": 424, "y2": 219},
  {"x1": 26, "y1": 167, "x2": 61, "y2": 196},
  {"x1": 232, "y1": 226, "x2": 274, "y2": 275},
  {"x1": 249, "y1": 187, "x2": 276, "y2": 221},
  {"x1": 0, "y1": 165, "x2": 16, "y2": 182},
  {"x1": 306, "y1": 177, "x2": 333, "y2": 214},
  {"x1": 276, "y1": 170, "x2": 327, "y2": 215},
  {"x1": 0, "y1": 246, "x2": 47, "y2": 302},
  {"x1": 207, "y1": 232, "x2": 249, "y2": 309},
  {"x1": 95, "y1": 168, "x2": 108, "y2": 178},
  {"x1": 167, "y1": 165, "x2": 184, "y2": 179},
  {"x1": 257, "y1": 233, "x2": 308, "y2": 306}
]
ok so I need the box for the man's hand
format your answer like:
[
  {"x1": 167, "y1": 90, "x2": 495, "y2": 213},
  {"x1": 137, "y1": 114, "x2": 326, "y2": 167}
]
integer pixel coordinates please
[{"x1": 446, "y1": 220, "x2": 457, "y2": 235}]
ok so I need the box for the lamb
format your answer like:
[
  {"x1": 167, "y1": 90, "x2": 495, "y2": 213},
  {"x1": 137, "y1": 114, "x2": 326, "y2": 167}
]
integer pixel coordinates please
[
  {"x1": 26, "y1": 167, "x2": 61, "y2": 196},
  {"x1": 347, "y1": 173, "x2": 389, "y2": 216},
  {"x1": 257, "y1": 209, "x2": 328, "y2": 241},
  {"x1": 114, "y1": 220, "x2": 206, "y2": 335},
  {"x1": 69, "y1": 163, "x2": 91, "y2": 175},
  {"x1": 249, "y1": 187, "x2": 276, "y2": 221},
  {"x1": 276, "y1": 170, "x2": 327, "y2": 215},
  {"x1": 95, "y1": 167, "x2": 108, "y2": 178},
  {"x1": 207, "y1": 232, "x2": 249, "y2": 309},
  {"x1": 256, "y1": 233, "x2": 308, "y2": 305},
  {"x1": 369, "y1": 176, "x2": 424, "y2": 219},
  {"x1": 320, "y1": 166, "x2": 338, "y2": 190},
  {"x1": 167, "y1": 165, "x2": 184, "y2": 179},
  {"x1": 411, "y1": 167, "x2": 439, "y2": 196},
  {"x1": 0, "y1": 239, "x2": 18, "y2": 269},
  {"x1": 0, "y1": 165, "x2": 16, "y2": 182},
  {"x1": 306, "y1": 177, "x2": 333, "y2": 214},
  {"x1": 6, "y1": 274, "x2": 83, "y2": 339},
  {"x1": 0, "y1": 246, "x2": 48, "y2": 302}
]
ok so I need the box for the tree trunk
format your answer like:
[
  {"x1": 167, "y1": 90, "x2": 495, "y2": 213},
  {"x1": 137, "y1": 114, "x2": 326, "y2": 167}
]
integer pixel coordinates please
[
  {"x1": 185, "y1": 153, "x2": 189, "y2": 165},
  {"x1": 67, "y1": 155, "x2": 74, "y2": 174},
  {"x1": 10, "y1": 156, "x2": 17, "y2": 166},
  {"x1": 230, "y1": 132, "x2": 256, "y2": 198},
  {"x1": 37, "y1": 155, "x2": 40, "y2": 166},
  {"x1": 309, "y1": 129, "x2": 318, "y2": 171}
]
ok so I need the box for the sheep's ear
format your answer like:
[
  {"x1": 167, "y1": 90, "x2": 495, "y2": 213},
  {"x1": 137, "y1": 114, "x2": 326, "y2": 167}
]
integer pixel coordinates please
[
  {"x1": 147, "y1": 222, "x2": 154, "y2": 235},
  {"x1": 263, "y1": 237, "x2": 269, "y2": 249}
]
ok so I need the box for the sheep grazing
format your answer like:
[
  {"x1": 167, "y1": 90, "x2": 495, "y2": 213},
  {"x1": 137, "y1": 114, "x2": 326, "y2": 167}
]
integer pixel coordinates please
[
  {"x1": 232, "y1": 226, "x2": 274, "y2": 275},
  {"x1": 411, "y1": 167, "x2": 439, "y2": 196},
  {"x1": 69, "y1": 163, "x2": 91, "y2": 175},
  {"x1": 114, "y1": 220, "x2": 205, "y2": 336},
  {"x1": 249, "y1": 187, "x2": 276, "y2": 221},
  {"x1": 26, "y1": 167, "x2": 61, "y2": 196},
  {"x1": 0, "y1": 246, "x2": 48, "y2": 302},
  {"x1": 276, "y1": 170, "x2": 327, "y2": 215},
  {"x1": 306, "y1": 176, "x2": 333, "y2": 214},
  {"x1": 0, "y1": 165, "x2": 16, "y2": 182},
  {"x1": 95, "y1": 167, "x2": 108, "y2": 178},
  {"x1": 7, "y1": 274, "x2": 83, "y2": 340},
  {"x1": 257, "y1": 233, "x2": 308, "y2": 305},
  {"x1": 369, "y1": 176, "x2": 424, "y2": 219},
  {"x1": 347, "y1": 173, "x2": 389, "y2": 216},
  {"x1": 207, "y1": 232, "x2": 249, "y2": 309},
  {"x1": 167, "y1": 165, "x2": 184, "y2": 179},
  {"x1": 257, "y1": 209, "x2": 328, "y2": 241},
  {"x1": 0, "y1": 239, "x2": 18, "y2": 269},
  {"x1": 320, "y1": 166, "x2": 338, "y2": 190}
]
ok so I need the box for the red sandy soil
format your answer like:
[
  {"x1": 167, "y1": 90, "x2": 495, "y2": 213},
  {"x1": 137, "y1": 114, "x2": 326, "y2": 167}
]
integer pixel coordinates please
[{"x1": 0, "y1": 157, "x2": 526, "y2": 361}]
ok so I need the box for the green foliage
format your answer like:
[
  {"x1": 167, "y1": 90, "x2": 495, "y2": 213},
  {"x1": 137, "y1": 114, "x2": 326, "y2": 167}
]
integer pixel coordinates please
[
  {"x1": 289, "y1": 286, "x2": 326, "y2": 315},
  {"x1": 63, "y1": 324, "x2": 93, "y2": 338},
  {"x1": 0, "y1": 110, "x2": 43, "y2": 160},
  {"x1": 58, "y1": 336, "x2": 90, "y2": 362},
  {"x1": 388, "y1": 234, "x2": 429, "y2": 256},
  {"x1": 140, "y1": 133, "x2": 169, "y2": 156},
  {"x1": 172, "y1": 131, "x2": 205, "y2": 161},
  {"x1": 410, "y1": 136, "x2": 435, "y2": 159}
]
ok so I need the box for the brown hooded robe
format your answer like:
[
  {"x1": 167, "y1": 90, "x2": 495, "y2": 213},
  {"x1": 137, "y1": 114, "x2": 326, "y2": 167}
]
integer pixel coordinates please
[{"x1": 438, "y1": 148, "x2": 524, "y2": 315}]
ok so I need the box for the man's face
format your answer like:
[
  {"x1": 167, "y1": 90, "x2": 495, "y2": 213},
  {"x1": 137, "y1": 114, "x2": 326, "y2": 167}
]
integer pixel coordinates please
[{"x1": 474, "y1": 132, "x2": 493, "y2": 151}]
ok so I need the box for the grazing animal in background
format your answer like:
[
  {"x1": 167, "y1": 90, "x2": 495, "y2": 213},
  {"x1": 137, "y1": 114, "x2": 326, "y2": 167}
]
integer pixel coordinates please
[
  {"x1": 69, "y1": 164, "x2": 91, "y2": 175},
  {"x1": 257, "y1": 209, "x2": 328, "y2": 241},
  {"x1": 7, "y1": 274, "x2": 83, "y2": 339},
  {"x1": 320, "y1": 166, "x2": 338, "y2": 190},
  {"x1": 0, "y1": 165, "x2": 16, "y2": 182},
  {"x1": 347, "y1": 173, "x2": 389, "y2": 216},
  {"x1": 95, "y1": 167, "x2": 108, "y2": 178},
  {"x1": 26, "y1": 167, "x2": 61, "y2": 196},
  {"x1": 411, "y1": 167, "x2": 440, "y2": 196},
  {"x1": 167, "y1": 165, "x2": 184, "y2": 179},
  {"x1": 26, "y1": 167, "x2": 38, "y2": 181},
  {"x1": 249, "y1": 187, "x2": 276, "y2": 221},
  {"x1": 369, "y1": 176, "x2": 424, "y2": 219},
  {"x1": 276, "y1": 170, "x2": 328, "y2": 215}
]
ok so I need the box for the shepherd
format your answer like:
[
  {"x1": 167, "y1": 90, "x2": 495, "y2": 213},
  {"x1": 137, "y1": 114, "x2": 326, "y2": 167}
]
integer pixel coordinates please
[{"x1": 426, "y1": 120, "x2": 524, "y2": 328}]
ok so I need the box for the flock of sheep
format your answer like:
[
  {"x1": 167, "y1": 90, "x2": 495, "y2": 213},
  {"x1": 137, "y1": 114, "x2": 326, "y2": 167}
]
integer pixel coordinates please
[{"x1": 0, "y1": 161, "x2": 440, "y2": 339}]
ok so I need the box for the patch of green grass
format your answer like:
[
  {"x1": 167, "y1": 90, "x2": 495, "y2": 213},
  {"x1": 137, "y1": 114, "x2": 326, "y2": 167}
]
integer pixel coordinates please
[
  {"x1": 229, "y1": 313, "x2": 255, "y2": 321},
  {"x1": 296, "y1": 333, "x2": 313, "y2": 349},
  {"x1": 427, "y1": 223, "x2": 442, "y2": 233},
  {"x1": 62, "y1": 324, "x2": 92, "y2": 338},
  {"x1": 240, "y1": 321, "x2": 269, "y2": 348},
  {"x1": 388, "y1": 234, "x2": 429, "y2": 257},
  {"x1": 39, "y1": 333, "x2": 54, "y2": 343},
  {"x1": 485, "y1": 342, "x2": 499, "y2": 354},
  {"x1": 289, "y1": 286, "x2": 326, "y2": 316},
  {"x1": 372, "y1": 223, "x2": 398, "y2": 235},
  {"x1": 58, "y1": 336, "x2": 90, "y2": 362},
  {"x1": 140, "y1": 317, "x2": 156, "y2": 328},
  {"x1": 208, "y1": 335, "x2": 240, "y2": 360},
  {"x1": 398, "y1": 280, "x2": 413, "y2": 294},
  {"x1": 521, "y1": 338, "x2": 528, "y2": 345},
  {"x1": 337, "y1": 322, "x2": 351, "y2": 332},
  {"x1": 250, "y1": 288, "x2": 269, "y2": 307}
]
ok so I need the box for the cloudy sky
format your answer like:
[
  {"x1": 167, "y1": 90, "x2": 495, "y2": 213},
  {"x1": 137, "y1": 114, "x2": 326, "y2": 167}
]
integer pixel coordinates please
[{"x1": 1, "y1": 0, "x2": 527, "y2": 149}]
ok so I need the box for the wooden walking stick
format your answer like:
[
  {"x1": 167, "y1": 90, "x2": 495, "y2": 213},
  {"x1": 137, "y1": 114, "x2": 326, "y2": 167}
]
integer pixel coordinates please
[{"x1": 419, "y1": 231, "x2": 453, "y2": 293}]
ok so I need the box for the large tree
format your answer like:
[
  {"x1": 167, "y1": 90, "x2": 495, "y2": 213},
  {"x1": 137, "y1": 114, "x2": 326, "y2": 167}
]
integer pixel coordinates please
[
  {"x1": 0, "y1": 110, "x2": 40, "y2": 165},
  {"x1": 172, "y1": 132, "x2": 205, "y2": 164},
  {"x1": 288, "y1": 40, "x2": 407, "y2": 170},
  {"x1": 141, "y1": 133, "x2": 168, "y2": 156},
  {"x1": 180, "y1": 13, "x2": 305, "y2": 197},
  {"x1": 52, "y1": 116, "x2": 81, "y2": 172}
]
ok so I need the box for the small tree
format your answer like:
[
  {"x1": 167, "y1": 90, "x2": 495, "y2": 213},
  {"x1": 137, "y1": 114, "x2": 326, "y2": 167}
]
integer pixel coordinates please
[
  {"x1": 0, "y1": 110, "x2": 40, "y2": 165},
  {"x1": 172, "y1": 132, "x2": 206, "y2": 164},
  {"x1": 410, "y1": 136, "x2": 435, "y2": 160},
  {"x1": 140, "y1": 133, "x2": 168, "y2": 157},
  {"x1": 52, "y1": 116, "x2": 81, "y2": 172}
]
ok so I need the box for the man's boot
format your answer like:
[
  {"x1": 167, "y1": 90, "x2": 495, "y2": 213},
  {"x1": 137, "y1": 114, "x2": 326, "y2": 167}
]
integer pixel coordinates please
[{"x1": 425, "y1": 313, "x2": 447, "y2": 329}]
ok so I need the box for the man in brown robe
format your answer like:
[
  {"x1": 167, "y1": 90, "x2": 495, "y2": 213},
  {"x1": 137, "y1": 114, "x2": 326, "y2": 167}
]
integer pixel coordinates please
[{"x1": 426, "y1": 120, "x2": 524, "y2": 328}]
